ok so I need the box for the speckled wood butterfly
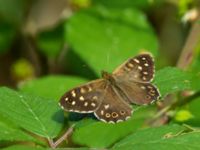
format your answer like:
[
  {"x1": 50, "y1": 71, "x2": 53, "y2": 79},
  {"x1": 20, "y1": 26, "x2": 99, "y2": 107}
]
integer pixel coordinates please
[{"x1": 59, "y1": 54, "x2": 160, "y2": 123}]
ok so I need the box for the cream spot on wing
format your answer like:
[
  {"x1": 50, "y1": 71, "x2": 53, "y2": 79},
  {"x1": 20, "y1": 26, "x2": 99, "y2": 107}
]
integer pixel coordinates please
[
  {"x1": 60, "y1": 105, "x2": 64, "y2": 109},
  {"x1": 128, "y1": 63, "x2": 134, "y2": 68},
  {"x1": 117, "y1": 119, "x2": 123, "y2": 123},
  {"x1": 79, "y1": 96, "x2": 84, "y2": 101},
  {"x1": 84, "y1": 102, "x2": 88, "y2": 106},
  {"x1": 138, "y1": 66, "x2": 142, "y2": 70},
  {"x1": 142, "y1": 57, "x2": 146, "y2": 60},
  {"x1": 72, "y1": 101, "x2": 76, "y2": 105},
  {"x1": 120, "y1": 110, "x2": 125, "y2": 115},
  {"x1": 143, "y1": 77, "x2": 147, "y2": 80},
  {"x1": 109, "y1": 121, "x2": 115, "y2": 124},
  {"x1": 149, "y1": 92, "x2": 155, "y2": 96},
  {"x1": 134, "y1": 59, "x2": 140, "y2": 63},
  {"x1": 125, "y1": 116, "x2": 131, "y2": 120},
  {"x1": 92, "y1": 96, "x2": 98, "y2": 100},
  {"x1": 65, "y1": 97, "x2": 69, "y2": 101},
  {"x1": 149, "y1": 90, "x2": 156, "y2": 96},
  {"x1": 150, "y1": 89, "x2": 155, "y2": 93},
  {"x1": 101, "y1": 110, "x2": 104, "y2": 115},
  {"x1": 141, "y1": 86, "x2": 146, "y2": 90},
  {"x1": 91, "y1": 102, "x2": 96, "y2": 107},
  {"x1": 125, "y1": 67, "x2": 131, "y2": 71},
  {"x1": 71, "y1": 90, "x2": 76, "y2": 97},
  {"x1": 112, "y1": 112, "x2": 119, "y2": 118},
  {"x1": 144, "y1": 63, "x2": 149, "y2": 67},
  {"x1": 105, "y1": 113, "x2": 111, "y2": 118},
  {"x1": 143, "y1": 72, "x2": 148, "y2": 75},
  {"x1": 104, "y1": 104, "x2": 110, "y2": 109},
  {"x1": 80, "y1": 88, "x2": 86, "y2": 94},
  {"x1": 88, "y1": 87, "x2": 92, "y2": 92}
]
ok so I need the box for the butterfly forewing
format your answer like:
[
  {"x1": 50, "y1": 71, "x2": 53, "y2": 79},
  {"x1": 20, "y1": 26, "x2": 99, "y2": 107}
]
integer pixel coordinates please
[
  {"x1": 59, "y1": 79, "x2": 106, "y2": 113},
  {"x1": 113, "y1": 53, "x2": 160, "y2": 105},
  {"x1": 113, "y1": 54, "x2": 155, "y2": 82},
  {"x1": 94, "y1": 85, "x2": 132, "y2": 123}
]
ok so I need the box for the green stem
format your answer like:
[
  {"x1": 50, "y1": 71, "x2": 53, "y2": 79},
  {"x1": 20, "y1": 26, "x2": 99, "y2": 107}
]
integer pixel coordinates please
[{"x1": 151, "y1": 91, "x2": 200, "y2": 123}]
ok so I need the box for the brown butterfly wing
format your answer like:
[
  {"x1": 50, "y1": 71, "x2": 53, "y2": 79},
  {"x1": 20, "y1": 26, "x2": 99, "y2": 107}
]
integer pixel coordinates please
[
  {"x1": 113, "y1": 53, "x2": 160, "y2": 105},
  {"x1": 113, "y1": 54, "x2": 155, "y2": 82},
  {"x1": 59, "y1": 79, "x2": 107, "y2": 113},
  {"x1": 94, "y1": 85, "x2": 132, "y2": 123},
  {"x1": 115, "y1": 81, "x2": 160, "y2": 105}
]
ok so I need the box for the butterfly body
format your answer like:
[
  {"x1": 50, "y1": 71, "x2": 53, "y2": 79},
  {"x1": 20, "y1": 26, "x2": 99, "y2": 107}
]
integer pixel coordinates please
[{"x1": 59, "y1": 54, "x2": 160, "y2": 123}]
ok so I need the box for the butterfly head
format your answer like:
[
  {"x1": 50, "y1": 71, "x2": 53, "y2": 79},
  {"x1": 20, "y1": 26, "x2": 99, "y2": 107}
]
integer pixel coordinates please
[{"x1": 101, "y1": 71, "x2": 115, "y2": 83}]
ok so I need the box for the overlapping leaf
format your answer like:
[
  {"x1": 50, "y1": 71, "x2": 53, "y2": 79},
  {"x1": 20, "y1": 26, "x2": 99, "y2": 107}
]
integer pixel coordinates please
[
  {"x1": 71, "y1": 106, "x2": 155, "y2": 148},
  {"x1": 112, "y1": 124, "x2": 200, "y2": 150},
  {"x1": 66, "y1": 6, "x2": 158, "y2": 76},
  {"x1": 20, "y1": 75, "x2": 88, "y2": 100},
  {"x1": 0, "y1": 87, "x2": 64, "y2": 138}
]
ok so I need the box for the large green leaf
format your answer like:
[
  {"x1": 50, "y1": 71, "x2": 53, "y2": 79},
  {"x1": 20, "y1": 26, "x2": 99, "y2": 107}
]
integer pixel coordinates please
[
  {"x1": 71, "y1": 106, "x2": 155, "y2": 148},
  {"x1": 3, "y1": 145, "x2": 90, "y2": 150},
  {"x1": 92, "y1": 0, "x2": 152, "y2": 9},
  {"x1": 66, "y1": 6, "x2": 158, "y2": 76},
  {"x1": 154, "y1": 67, "x2": 193, "y2": 97},
  {"x1": 0, "y1": 87, "x2": 64, "y2": 138},
  {"x1": 112, "y1": 124, "x2": 200, "y2": 150},
  {"x1": 2, "y1": 146, "x2": 46, "y2": 150},
  {"x1": 0, "y1": 116, "x2": 36, "y2": 142},
  {"x1": 19, "y1": 75, "x2": 88, "y2": 100}
]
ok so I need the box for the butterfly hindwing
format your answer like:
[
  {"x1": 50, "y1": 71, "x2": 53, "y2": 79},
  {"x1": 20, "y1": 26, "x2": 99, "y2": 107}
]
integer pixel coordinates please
[
  {"x1": 116, "y1": 81, "x2": 160, "y2": 105},
  {"x1": 59, "y1": 79, "x2": 106, "y2": 113},
  {"x1": 113, "y1": 54, "x2": 154, "y2": 82},
  {"x1": 94, "y1": 85, "x2": 132, "y2": 123}
]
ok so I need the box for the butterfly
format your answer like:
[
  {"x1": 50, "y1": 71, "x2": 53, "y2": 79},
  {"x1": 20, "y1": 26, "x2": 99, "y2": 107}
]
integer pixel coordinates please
[{"x1": 59, "y1": 54, "x2": 160, "y2": 123}]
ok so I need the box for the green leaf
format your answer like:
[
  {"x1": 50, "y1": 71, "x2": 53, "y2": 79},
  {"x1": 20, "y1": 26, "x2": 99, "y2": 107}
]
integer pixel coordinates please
[
  {"x1": 0, "y1": 116, "x2": 37, "y2": 142},
  {"x1": 0, "y1": 87, "x2": 64, "y2": 138},
  {"x1": 72, "y1": 106, "x2": 155, "y2": 148},
  {"x1": 154, "y1": 67, "x2": 192, "y2": 97},
  {"x1": 3, "y1": 145, "x2": 90, "y2": 150},
  {"x1": 184, "y1": 97, "x2": 200, "y2": 126},
  {"x1": 66, "y1": 6, "x2": 158, "y2": 76},
  {"x1": 112, "y1": 124, "x2": 199, "y2": 150},
  {"x1": 92, "y1": 0, "x2": 153, "y2": 9},
  {"x1": 2, "y1": 146, "x2": 46, "y2": 150},
  {"x1": 19, "y1": 75, "x2": 88, "y2": 100}
]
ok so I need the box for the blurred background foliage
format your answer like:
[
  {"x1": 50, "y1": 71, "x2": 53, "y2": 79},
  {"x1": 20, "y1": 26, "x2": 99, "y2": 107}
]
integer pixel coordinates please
[
  {"x1": 1, "y1": 0, "x2": 200, "y2": 149},
  {"x1": 0, "y1": 0, "x2": 191, "y2": 86}
]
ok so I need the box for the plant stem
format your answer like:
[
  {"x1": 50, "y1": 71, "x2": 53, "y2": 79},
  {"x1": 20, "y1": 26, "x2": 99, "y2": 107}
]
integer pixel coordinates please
[
  {"x1": 48, "y1": 124, "x2": 75, "y2": 148},
  {"x1": 176, "y1": 10, "x2": 200, "y2": 69},
  {"x1": 152, "y1": 9, "x2": 200, "y2": 126},
  {"x1": 151, "y1": 91, "x2": 200, "y2": 123}
]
